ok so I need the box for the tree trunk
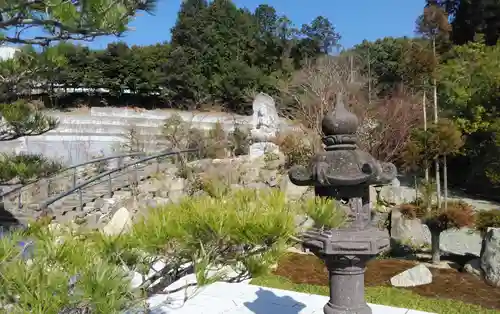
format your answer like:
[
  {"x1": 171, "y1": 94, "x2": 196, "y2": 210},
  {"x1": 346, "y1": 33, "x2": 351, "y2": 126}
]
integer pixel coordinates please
[
  {"x1": 414, "y1": 175, "x2": 418, "y2": 201},
  {"x1": 432, "y1": 38, "x2": 441, "y2": 209},
  {"x1": 431, "y1": 231, "x2": 441, "y2": 264},
  {"x1": 433, "y1": 82, "x2": 441, "y2": 209},
  {"x1": 443, "y1": 154, "x2": 448, "y2": 209},
  {"x1": 423, "y1": 91, "x2": 429, "y2": 183}
]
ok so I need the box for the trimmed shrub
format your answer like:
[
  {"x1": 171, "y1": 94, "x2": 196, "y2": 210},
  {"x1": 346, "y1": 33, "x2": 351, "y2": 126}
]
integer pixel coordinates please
[
  {"x1": 0, "y1": 188, "x2": 322, "y2": 312},
  {"x1": 423, "y1": 201, "x2": 475, "y2": 233}
]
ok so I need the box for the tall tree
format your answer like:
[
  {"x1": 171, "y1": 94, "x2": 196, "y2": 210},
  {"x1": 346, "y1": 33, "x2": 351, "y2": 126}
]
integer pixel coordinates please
[
  {"x1": 164, "y1": 0, "x2": 278, "y2": 112},
  {"x1": 437, "y1": 40, "x2": 500, "y2": 197},
  {"x1": 416, "y1": 3, "x2": 452, "y2": 208},
  {"x1": 300, "y1": 16, "x2": 340, "y2": 55},
  {"x1": 430, "y1": 0, "x2": 500, "y2": 46},
  {"x1": 351, "y1": 37, "x2": 436, "y2": 95},
  {"x1": 163, "y1": 0, "x2": 210, "y2": 107}
]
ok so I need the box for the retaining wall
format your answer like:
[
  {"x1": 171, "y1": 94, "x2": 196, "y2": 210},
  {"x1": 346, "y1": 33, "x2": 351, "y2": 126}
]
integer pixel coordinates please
[{"x1": 2, "y1": 108, "x2": 295, "y2": 165}]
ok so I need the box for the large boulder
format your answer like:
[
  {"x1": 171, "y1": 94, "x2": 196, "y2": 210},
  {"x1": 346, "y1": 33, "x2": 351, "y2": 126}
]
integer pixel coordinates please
[
  {"x1": 390, "y1": 208, "x2": 431, "y2": 248},
  {"x1": 102, "y1": 207, "x2": 133, "y2": 236},
  {"x1": 481, "y1": 227, "x2": 500, "y2": 287}
]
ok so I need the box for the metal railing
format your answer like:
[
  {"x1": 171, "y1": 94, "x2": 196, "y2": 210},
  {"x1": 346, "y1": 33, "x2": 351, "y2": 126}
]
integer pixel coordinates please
[
  {"x1": 0, "y1": 152, "x2": 151, "y2": 209},
  {"x1": 39, "y1": 149, "x2": 196, "y2": 211}
]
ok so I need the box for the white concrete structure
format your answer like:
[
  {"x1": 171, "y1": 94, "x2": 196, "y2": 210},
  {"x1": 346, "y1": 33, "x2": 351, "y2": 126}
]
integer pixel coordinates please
[
  {"x1": 141, "y1": 281, "x2": 434, "y2": 314},
  {"x1": 2, "y1": 107, "x2": 300, "y2": 165},
  {"x1": 0, "y1": 46, "x2": 20, "y2": 61}
]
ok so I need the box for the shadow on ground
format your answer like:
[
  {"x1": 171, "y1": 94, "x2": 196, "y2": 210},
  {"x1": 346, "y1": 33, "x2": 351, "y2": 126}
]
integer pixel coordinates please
[{"x1": 244, "y1": 288, "x2": 306, "y2": 314}]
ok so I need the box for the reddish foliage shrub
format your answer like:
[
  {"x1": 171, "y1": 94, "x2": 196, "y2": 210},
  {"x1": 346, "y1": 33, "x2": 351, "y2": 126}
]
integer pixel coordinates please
[
  {"x1": 399, "y1": 203, "x2": 419, "y2": 219},
  {"x1": 425, "y1": 201, "x2": 475, "y2": 233},
  {"x1": 398, "y1": 202, "x2": 427, "y2": 219}
]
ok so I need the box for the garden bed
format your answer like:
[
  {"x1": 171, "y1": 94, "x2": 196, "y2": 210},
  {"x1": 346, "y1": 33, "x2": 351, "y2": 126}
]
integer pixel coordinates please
[{"x1": 251, "y1": 252, "x2": 500, "y2": 314}]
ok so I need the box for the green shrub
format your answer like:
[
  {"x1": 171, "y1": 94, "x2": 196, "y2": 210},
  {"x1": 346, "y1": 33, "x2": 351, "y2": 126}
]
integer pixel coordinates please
[
  {"x1": 0, "y1": 228, "x2": 139, "y2": 313},
  {"x1": 474, "y1": 210, "x2": 500, "y2": 235},
  {"x1": 298, "y1": 197, "x2": 346, "y2": 229},
  {"x1": 0, "y1": 188, "x2": 302, "y2": 312},
  {"x1": 0, "y1": 153, "x2": 63, "y2": 184},
  {"x1": 130, "y1": 189, "x2": 297, "y2": 278}
]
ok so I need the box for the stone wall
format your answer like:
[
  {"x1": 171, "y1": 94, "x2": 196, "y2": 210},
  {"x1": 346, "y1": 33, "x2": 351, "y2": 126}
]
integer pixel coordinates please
[{"x1": 2, "y1": 107, "x2": 299, "y2": 165}]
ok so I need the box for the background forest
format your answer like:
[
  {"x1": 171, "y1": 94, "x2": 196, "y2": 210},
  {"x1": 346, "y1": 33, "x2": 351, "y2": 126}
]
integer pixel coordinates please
[{"x1": 1, "y1": 0, "x2": 499, "y2": 200}]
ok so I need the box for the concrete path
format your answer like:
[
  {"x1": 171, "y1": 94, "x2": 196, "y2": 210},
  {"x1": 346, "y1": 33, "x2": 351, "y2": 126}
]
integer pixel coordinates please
[{"x1": 142, "y1": 281, "x2": 433, "y2": 314}]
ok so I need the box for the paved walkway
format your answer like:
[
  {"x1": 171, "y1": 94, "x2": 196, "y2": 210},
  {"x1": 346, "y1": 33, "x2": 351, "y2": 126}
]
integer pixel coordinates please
[{"x1": 143, "y1": 281, "x2": 434, "y2": 314}]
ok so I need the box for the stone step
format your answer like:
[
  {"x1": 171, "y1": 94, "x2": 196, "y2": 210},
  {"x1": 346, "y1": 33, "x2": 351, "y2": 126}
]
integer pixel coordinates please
[{"x1": 3, "y1": 159, "x2": 174, "y2": 223}]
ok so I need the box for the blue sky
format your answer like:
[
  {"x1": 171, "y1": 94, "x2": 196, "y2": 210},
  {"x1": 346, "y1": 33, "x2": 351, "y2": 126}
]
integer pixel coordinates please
[{"x1": 84, "y1": 0, "x2": 425, "y2": 50}]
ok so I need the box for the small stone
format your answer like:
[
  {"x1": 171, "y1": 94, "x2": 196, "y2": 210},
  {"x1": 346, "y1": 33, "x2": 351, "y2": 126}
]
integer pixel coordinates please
[
  {"x1": 390, "y1": 264, "x2": 432, "y2": 287},
  {"x1": 464, "y1": 258, "x2": 483, "y2": 278},
  {"x1": 102, "y1": 207, "x2": 132, "y2": 236}
]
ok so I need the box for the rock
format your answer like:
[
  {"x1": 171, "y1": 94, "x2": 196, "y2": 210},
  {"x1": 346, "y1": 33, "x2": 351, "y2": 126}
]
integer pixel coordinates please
[
  {"x1": 369, "y1": 178, "x2": 403, "y2": 208},
  {"x1": 481, "y1": 227, "x2": 500, "y2": 287},
  {"x1": 260, "y1": 169, "x2": 279, "y2": 187},
  {"x1": 464, "y1": 258, "x2": 483, "y2": 278},
  {"x1": 390, "y1": 264, "x2": 432, "y2": 287},
  {"x1": 280, "y1": 176, "x2": 312, "y2": 200},
  {"x1": 84, "y1": 212, "x2": 102, "y2": 228},
  {"x1": 102, "y1": 207, "x2": 132, "y2": 236},
  {"x1": 145, "y1": 197, "x2": 170, "y2": 208},
  {"x1": 167, "y1": 178, "x2": 185, "y2": 191},
  {"x1": 295, "y1": 215, "x2": 314, "y2": 234},
  {"x1": 138, "y1": 179, "x2": 163, "y2": 194},
  {"x1": 94, "y1": 198, "x2": 115, "y2": 213},
  {"x1": 390, "y1": 208, "x2": 431, "y2": 248},
  {"x1": 168, "y1": 189, "x2": 185, "y2": 203},
  {"x1": 249, "y1": 142, "x2": 280, "y2": 158}
]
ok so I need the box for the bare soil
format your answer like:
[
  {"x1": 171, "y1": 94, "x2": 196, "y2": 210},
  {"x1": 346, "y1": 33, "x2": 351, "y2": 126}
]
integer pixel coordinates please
[{"x1": 274, "y1": 253, "x2": 500, "y2": 310}]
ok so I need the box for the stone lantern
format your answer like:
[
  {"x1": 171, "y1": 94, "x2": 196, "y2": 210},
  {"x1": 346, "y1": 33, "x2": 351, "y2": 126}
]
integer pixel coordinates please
[{"x1": 288, "y1": 93, "x2": 397, "y2": 314}]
